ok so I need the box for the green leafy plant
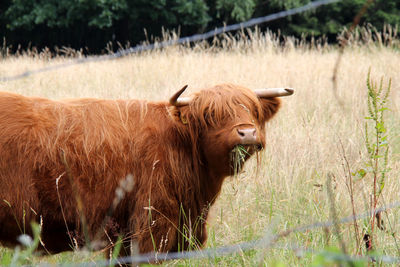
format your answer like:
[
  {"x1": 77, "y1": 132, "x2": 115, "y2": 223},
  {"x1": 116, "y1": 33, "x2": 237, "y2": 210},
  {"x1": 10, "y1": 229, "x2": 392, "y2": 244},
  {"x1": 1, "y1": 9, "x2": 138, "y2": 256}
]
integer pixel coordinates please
[
  {"x1": 0, "y1": 222, "x2": 41, "y2": 266},
  {"x1": 353, "y1": 69, "x2": 391, "y2": 252},
  {"x1": 311, "y1": 247, "x2": 366, "y2": 267},
  {"x1": 109, "y1": 235, "x2": 123, "y2": 266}
]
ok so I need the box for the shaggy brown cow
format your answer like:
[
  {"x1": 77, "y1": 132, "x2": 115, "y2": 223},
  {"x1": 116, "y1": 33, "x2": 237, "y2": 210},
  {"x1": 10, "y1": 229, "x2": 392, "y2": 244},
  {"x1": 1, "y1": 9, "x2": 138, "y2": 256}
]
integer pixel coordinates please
[{"x1": 0, "y1": 84, "x2": 292, "y2": 255}]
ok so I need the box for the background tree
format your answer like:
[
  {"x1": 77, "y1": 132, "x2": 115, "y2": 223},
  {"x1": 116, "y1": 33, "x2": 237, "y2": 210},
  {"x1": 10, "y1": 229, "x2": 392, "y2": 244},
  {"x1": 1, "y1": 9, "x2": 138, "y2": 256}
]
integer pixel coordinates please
[{"x1": 0, "y1": 0, "x2": 399, "y2": 53}]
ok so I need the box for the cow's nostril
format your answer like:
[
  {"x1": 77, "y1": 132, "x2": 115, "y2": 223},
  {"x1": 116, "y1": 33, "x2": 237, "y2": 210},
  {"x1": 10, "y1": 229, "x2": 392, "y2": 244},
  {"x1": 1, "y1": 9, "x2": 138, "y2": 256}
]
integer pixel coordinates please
[{"x1": 237, "y1": 129, "x2": 245, "y2": 137}]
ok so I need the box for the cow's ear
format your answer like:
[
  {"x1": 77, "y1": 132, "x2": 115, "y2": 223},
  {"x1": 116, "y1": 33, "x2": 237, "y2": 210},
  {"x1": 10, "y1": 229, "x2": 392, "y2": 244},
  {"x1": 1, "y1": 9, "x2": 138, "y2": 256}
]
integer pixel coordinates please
[
  {"x1": 260, "y1": 97, "x2": 281, "y2": 122},
  {"x1": 168, "y1": 106, "x2": 181, "y2": 122},
  {"x1": 169, "y1": 106, "x2": 190, "y2": 125}
]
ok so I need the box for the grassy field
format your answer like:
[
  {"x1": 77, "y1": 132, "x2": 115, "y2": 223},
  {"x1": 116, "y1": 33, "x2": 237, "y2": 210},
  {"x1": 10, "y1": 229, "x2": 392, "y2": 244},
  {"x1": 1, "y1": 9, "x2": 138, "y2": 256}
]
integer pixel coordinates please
[{"x1": 0, "y1": 34, "x2": 399, "y2": 266}]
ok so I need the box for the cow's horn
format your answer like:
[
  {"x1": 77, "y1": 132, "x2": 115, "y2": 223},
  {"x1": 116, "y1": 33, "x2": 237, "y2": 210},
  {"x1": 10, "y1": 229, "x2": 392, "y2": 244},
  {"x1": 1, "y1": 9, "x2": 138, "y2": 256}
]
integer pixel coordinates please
[
  {"x1": 254, "y1": 88, "x2": 294, "y2": 98},
  {"x1": 170, "y1": 85, "x2": 192, "y2": 106}
]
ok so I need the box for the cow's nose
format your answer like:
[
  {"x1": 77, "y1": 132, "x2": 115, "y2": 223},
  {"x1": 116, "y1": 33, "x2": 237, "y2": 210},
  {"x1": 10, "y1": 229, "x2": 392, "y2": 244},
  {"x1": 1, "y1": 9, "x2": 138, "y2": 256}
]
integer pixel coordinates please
[{"x1": 237, "y1": 128, "x2": 257, "y2": 144}]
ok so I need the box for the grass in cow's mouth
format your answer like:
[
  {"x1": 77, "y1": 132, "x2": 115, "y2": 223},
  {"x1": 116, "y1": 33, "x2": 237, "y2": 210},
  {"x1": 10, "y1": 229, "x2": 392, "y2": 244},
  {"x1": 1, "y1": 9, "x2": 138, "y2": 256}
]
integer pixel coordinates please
[{"x1": 230, "y1": 145, "x2": 251, "y2": 176}]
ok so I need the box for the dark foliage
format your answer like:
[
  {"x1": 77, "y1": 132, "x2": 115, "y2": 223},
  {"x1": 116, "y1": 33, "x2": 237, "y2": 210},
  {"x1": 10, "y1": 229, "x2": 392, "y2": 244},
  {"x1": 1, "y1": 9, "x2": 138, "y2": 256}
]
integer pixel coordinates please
[{"x1": 0, "y1": 0, "x2": 399, "y2": 53}]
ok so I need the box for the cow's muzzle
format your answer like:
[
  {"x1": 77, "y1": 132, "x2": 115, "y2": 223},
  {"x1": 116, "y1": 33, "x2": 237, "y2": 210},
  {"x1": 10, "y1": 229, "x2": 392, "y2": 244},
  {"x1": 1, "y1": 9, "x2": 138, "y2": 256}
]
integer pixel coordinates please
[
  {"x1": 235, "y1": 127, "x2": 263, "y2": 152},
  {"x1": 237, "y1": 128, "x2": 257, "y2": 145}
]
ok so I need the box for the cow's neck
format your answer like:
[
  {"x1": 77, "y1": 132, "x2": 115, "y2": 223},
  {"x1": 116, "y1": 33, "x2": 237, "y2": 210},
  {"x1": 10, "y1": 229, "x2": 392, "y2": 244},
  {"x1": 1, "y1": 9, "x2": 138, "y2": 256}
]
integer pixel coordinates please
[{"x1": 202, "y1": 171, "x2": 226, "y2": 206}]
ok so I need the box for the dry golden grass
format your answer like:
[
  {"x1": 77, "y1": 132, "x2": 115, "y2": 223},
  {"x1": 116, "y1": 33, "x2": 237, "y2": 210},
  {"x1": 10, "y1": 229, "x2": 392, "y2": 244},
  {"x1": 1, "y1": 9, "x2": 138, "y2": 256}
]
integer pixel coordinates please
[{"x1": 0, "y1": 37, "x2": 399, "y2": 265}]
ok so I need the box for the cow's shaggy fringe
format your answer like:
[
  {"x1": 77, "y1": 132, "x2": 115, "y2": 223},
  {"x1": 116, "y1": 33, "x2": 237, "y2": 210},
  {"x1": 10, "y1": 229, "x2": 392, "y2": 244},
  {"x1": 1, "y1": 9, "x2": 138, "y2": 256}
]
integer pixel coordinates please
[{"x1": 0, "y1": 84, "x2": 280, "y2": 254}]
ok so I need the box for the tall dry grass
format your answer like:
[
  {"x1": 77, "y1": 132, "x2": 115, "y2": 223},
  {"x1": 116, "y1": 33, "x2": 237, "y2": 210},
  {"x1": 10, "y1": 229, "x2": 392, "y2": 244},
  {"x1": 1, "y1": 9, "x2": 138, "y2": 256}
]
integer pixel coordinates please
[{"x1": 0, "y1": 30, "x2": 399, "y2": 265}]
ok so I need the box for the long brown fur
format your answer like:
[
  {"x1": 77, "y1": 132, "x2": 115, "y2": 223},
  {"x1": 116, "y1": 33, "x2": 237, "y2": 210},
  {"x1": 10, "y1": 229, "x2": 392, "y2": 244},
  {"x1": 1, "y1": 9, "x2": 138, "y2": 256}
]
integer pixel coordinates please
[{"x1": 0, "y1": 84, "x2": 281, "y2": 255}]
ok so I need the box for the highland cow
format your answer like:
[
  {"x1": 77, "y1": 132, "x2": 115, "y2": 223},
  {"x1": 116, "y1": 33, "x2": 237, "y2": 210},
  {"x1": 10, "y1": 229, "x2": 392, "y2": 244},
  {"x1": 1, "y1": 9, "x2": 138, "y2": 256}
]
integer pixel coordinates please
[{"x1": 0, "y1": 84, "x2": 293, "y2": 254}]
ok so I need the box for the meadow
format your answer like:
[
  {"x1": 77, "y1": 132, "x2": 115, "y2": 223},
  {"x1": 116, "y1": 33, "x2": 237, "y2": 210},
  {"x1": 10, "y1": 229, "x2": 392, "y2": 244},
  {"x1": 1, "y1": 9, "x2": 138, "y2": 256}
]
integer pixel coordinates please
[{"x1": 0, "y1": 30, "x2": 399, "y2": 266}]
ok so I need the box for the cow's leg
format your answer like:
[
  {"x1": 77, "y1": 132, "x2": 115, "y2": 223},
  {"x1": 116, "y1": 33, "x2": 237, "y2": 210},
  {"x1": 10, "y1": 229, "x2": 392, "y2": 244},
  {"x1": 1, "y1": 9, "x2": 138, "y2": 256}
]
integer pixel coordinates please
[
  {"x1": 138, "y1": 214, "x2": 179, "y2": 254},
  {"x1": 131, "y1": 203, "x2": 180, "y2": 255}
]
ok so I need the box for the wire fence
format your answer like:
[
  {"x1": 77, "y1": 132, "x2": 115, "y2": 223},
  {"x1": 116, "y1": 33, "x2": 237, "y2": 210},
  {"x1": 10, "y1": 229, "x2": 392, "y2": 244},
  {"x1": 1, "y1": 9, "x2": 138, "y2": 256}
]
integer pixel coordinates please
[
  {"x1": 0, "y1": 0, "x2": 343, "y2": 83},
  {"x1": 58, "y1": 201, "x2": 400, "y2": 266}
]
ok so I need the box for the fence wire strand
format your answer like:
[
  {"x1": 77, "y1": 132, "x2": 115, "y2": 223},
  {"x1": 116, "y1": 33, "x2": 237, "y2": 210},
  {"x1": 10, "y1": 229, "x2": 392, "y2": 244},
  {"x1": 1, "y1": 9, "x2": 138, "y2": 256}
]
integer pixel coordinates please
[
  {"x1": 54, "y1": 201, "x2": 400, "y2": 266},
  {"x1": 0, "y1": 0, "x2": 342, "y2": 82}
]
